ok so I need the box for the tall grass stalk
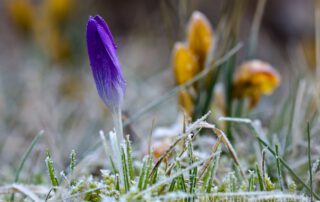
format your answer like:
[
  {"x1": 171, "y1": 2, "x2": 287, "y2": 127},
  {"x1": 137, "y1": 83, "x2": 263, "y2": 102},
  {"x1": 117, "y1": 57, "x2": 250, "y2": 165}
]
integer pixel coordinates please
[
  {"x1": 45, "y1": 152, "x2": 59, "y2": 190},
  {"x1": 176, "y1": 160, "x2": 187, "y2": 192},
  {"x1": 109, "y1": 130, "x2": 124, "y2": 188},
  {"x1": 256, "y1": 163, "x2": 264, "y2": 191},
  {"x1": 69, "y1": 150, "x2": 76, "y2": 176},
  {"x1": 138, "y1": 156, "x2": 147, "y2": 191},
  {"x1": 121, "y1": 145, "x2": 130, "y2": 192},
  {"x1": 13, "y1": 131, "x2": 44, "y2": 183},
  {"x1": 307, "y1": 122, "x2": 313, "y2": 201},
  {"x1": 11, "y1": 131, "x2": 43, "y2": 202},
  {"x1": 275, "y1": 144, "x2": 284, "y2": 191},
  {"x1": 125, "y1": 135, "x2": 134, "y2": 181},
  {"x1": 247, "y1": 0, "x2": 266, "y2": 58},
  {"x1": 201, "y1": 163, "x2": 212, "y2": 192},
  {"x1": 187, "y1": 135, "x2": 197, "y2": 202},
  {"x1": 143, "y1": 153, "x2": 153, "y2": 190},
  {"x1": 248, "y1": 170, "x2": 255, "y2": 192}
]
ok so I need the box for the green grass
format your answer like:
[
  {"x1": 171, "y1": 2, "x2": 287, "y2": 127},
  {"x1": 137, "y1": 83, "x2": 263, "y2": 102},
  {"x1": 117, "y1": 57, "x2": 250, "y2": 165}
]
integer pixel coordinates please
[{"x1": 1, "y1": 114, "x2": 315, "y2": 201}]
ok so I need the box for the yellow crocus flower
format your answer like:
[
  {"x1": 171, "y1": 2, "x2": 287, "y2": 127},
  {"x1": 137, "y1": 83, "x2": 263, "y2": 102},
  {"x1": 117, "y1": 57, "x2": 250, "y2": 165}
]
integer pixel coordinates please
[
  {"x1": 172, "y1": 42, "x2": 200, "y2": 85},
  {"x1": 6, "y1": 0, "x2": 35, "y2": 32},
  {"x1": 187, "y1": 11, "x2": 213, "y2": 67},
  {"x1": 233, "y1": 60, "x2": 280, "y2": 108},
  {"x1": 42, "y1": 0, "x2": 74, "y2": 24}
]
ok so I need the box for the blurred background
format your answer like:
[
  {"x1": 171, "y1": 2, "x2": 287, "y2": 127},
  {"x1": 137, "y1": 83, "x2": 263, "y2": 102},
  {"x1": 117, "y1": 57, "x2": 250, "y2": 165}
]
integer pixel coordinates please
[{"x1": 0, "y1": 0, "x2": 316, "y2": 183}]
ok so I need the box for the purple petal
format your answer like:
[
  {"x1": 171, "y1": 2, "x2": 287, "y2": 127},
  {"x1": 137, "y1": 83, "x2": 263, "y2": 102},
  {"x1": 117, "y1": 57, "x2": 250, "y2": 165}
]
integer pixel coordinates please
[
  {"x1": 94, "y1": 15, "x2": 117, "y2": 50},
  {"x1": 86, "y1": 15, "x2": 126, "y2": 109}
]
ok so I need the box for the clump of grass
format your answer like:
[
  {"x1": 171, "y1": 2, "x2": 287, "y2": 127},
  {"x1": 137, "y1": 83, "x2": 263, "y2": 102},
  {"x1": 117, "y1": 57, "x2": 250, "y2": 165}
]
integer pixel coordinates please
[
  {"x1": 5, "y1": 115, "x2": 304, "y2": 201},
  {"x1": 0, "y1": 113, "x2": 315, "y2": 201}
]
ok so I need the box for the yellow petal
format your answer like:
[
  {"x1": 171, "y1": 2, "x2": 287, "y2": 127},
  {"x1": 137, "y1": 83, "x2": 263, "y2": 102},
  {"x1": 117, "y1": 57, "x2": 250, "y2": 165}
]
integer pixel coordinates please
[
  {"x1": 42, "y1": 0, "x2": 74, "y2": 24},
  {"x1": 233, "y1": 60, "x2": 280, "y2": 107},
  {"x1": 6, "y1": 0, "x2": 35, "y2": 32},
  {"x1": 187, "y1": 11, "x2": 213, "y2": 66},
  {"x1": 172, "y1": 42, "x2": 200, "y2": 85}
]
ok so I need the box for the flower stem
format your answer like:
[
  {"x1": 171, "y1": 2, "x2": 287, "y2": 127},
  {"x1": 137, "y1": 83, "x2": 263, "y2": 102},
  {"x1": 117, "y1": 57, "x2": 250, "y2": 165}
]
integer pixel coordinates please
[
  {"x1": 112, "y1": 107, "x2": 124, "y2": 143},
  {"x1": 110, "y1": 106, "x2": 125, "y2": 189}
]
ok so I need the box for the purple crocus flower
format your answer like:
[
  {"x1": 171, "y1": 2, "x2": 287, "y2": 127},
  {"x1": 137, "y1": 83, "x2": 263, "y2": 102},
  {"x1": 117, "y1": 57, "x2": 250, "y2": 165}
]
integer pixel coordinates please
[{"x1": 86, "y1": 15, "x2": 126, "y2": 109}]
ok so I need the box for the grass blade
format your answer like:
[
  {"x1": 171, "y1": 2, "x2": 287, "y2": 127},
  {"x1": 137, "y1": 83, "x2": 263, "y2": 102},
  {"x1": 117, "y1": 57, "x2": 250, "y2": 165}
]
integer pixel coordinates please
[
  {"x1": 11, "y1": 130, "x2": 44, "y2": 202},
  {"x1": 121, "y1": 145, "x2": 130, "y2": 192},
  {"x1": 176, "y1": 161, "x2": 187, "y2": 192},
  {"x1": 14, "y1": 130, "x2": 44, "y2": 183},
  {"x1": 256, "y1": 163, "x2": 264, "y2": 191},
  {"x1": 307, "y1": 122, "x2": 313, "y2": 201},
  {"x1": 125, "y1": 135, "x2": 134, "y2": 181},
  {"x1": 275, "y1": 144, "x2": 284, "y2": 191},
  {"x1": 138, "y1": 157, "x2": 147, "y2": 191}
]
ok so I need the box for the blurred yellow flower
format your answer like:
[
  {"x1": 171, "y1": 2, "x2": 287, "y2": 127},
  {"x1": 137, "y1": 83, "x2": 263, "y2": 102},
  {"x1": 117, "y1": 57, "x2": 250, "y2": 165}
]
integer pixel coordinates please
[
  {"x1": 33, "y1": 20, "x2": 71, "y2": 63},
  {"x1": 187, "y1": 11, "x2": 213, "y2": 66},
  {"x1": 232, "y1": 60, "x2": 280, "y2": 108},
  {"x1": 42, "y1": 0, "x2": 74, "y2": 24},
  {"x1": 59, "y1": 75, "x2": 83, "y2": 99},
  {"x1": 6, "y1": 0, "x2": 35, "y2": 32},
  {"x1": 178, "y1": 90, "x2": 194, "y2": 116},
  {"x1": 6, "y1": 0, "x2": 75, "y2": 63},
  {"x1": 172, "y1": 42, "x2": 200, "y2": 85},
  {"x1": 302, "y1": 38, "x2": 316, "y2": 69},
  {"x1": 49, "y1": 31, "x2": 72, "y2": 62}
]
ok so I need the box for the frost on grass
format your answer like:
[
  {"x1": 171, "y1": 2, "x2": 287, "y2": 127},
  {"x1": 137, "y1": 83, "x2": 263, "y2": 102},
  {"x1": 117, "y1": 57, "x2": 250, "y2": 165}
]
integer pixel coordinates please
[{"x1": 0, "y1": 113, "x2": 313, "y2": 201}]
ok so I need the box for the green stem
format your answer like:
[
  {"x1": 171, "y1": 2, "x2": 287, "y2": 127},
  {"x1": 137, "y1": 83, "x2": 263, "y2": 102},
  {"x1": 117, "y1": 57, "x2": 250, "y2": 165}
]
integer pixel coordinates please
[
  {"x1": 112, "y1": 107, "x2": 124, "y2": 143},
  {"x1": 110, "y1": 106, "x2": 125, "y2": 189}
]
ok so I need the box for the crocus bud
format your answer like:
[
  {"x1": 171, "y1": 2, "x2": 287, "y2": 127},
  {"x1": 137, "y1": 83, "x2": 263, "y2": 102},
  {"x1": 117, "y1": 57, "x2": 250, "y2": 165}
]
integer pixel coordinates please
[
  {"x1": 187, "y1": 11, "x2": 213, "y2": 66},
  {"x1": 86, "y1": 15, "x2": 126, "y2": 110},
  {"x1": 172, "y1": 42, "x2": 199, "y2": 85},
  {"x1": 233, "y1": 60, "x2": 280, "y2": 108}
]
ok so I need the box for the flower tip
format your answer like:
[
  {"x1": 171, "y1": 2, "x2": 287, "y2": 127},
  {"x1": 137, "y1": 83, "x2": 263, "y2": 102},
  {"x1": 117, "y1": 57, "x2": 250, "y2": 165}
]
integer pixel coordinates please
[
  {"x1": 93, "y1": 15, "x2": 103, "y2": 21},
  {"x1": 187, "y1": 11, "x2": 213, "y2": 64},
  {"x1": 173, "y1": 42, "x2": 184, "y2": 51},
  {"x1": 190, "y1": 10, "x2": 207, "y2": 21},
  {"x1": 87, "y1": 16, "x2": 96, "y2": 26},
  {"x1": 88, "y1": 15, "x2": 95, "y2": 22},
  {"x1": 188, "y1": 10, "x2": 211, "y2": 29}
]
